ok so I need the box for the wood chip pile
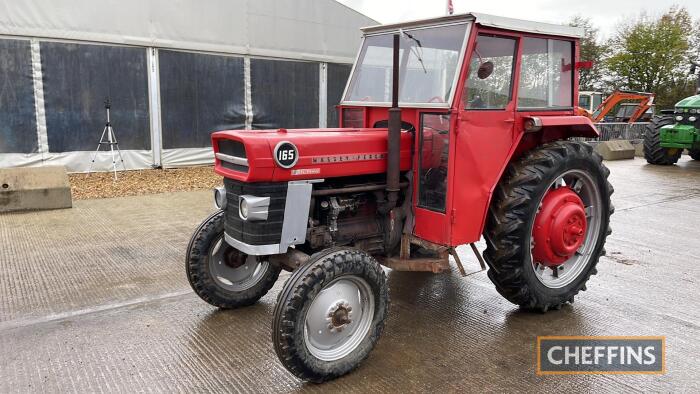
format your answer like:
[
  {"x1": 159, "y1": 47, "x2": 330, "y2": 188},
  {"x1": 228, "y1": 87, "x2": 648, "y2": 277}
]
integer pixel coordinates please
[{"x1": 69, "y1": 167, "x2": 222, "y2": 200}]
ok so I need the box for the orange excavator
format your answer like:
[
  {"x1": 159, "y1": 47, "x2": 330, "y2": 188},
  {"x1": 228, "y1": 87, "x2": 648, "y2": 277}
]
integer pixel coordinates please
[{"x1": 576, "y1": 90, "x2": 655, "y2": 123}]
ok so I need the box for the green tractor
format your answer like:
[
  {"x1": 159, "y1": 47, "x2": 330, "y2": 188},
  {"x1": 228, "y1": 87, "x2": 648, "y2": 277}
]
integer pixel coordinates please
[{"x1": 644, "y1": 63, "x2": 700, "y2": 165}]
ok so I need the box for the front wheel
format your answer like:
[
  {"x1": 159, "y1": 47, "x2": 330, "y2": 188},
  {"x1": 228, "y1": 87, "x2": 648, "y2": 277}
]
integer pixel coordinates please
[
  {"x1": 186, "y1": 211, "x2": 281, "y2": 309},
  {"x1": 272, "y1": 248, "x2": 388, "y2": 382},
  {"x1": 644, "y1": 116, "x2": 682, "y2": 165},
  {"x1": 484, "y1": 141, "x2": 614, "y2": 312}
]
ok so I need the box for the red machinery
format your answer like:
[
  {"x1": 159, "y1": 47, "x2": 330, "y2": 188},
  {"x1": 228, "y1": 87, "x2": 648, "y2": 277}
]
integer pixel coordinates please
[
  {"x1": 576, "y1": 90, "x2": 656, "y2": 123},
  {"x1": 187, "y1": 13, "x2": 613, "y2": 382}
]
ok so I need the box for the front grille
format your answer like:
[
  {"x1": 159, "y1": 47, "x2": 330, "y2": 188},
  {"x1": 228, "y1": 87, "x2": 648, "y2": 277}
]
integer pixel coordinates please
[
  {"x1": 219, "y1": 139, "x2": 246, "y2": 158},
  {"x1": 220, "y1": 160, "x2": 248, "y2": 173},
  {"x1": 674, "y1": 112, "x2": 700, "y2": 128},
  {"x1": 223, "y1": 178, "x2": 287, "y2": 246},
  {"x1": 217, "y1": 139, "x2": 248, "y2": 173}
]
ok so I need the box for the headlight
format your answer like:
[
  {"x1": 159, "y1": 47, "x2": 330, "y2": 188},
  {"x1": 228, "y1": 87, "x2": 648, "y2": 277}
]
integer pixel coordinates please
[
  {"x1": 238, "y1": 195, "x2": 270, "y2": 221},
  {"x1": 690, "y1": 109, "x2": 697, "y2": 114},
  {"x1": 690, "y1": 116, "x2": 697, "y2": 122},
  {"x1": 239, "y1": 198, "x2": 249, "y2": 219},
  {"x1": 676, "y1": 115, "x2": 684, "y2": 122},
  {"x1": 523, "y1": 117, "x2": 543, "y2": 132},
  {"x1": 213, "y1": 186, "x2": 226, "y2": 210}
]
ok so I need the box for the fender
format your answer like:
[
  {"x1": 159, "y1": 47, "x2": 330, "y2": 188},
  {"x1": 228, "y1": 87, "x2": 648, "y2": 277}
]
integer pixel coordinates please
[
  {"x1": 534, "y1": 115, "x2": 599, "y2": 138},
  {"x1": 513, "y1": 115, "x2": 598, "y2": 159}
]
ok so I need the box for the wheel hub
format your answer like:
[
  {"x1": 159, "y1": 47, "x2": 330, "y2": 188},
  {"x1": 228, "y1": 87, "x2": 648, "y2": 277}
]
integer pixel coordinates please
[
  {"x1": 223, "y1": 247, "x2": 246, "y2": 269},
  {"x1": 532, "y1": 187, "x2": 587, "y2": 266},
  {"x1": 326, "y1": 300, "x2": 353, "y2": 332},
  {"x1": 208, "y1": 237, "x2": 268, "y2": 291}
]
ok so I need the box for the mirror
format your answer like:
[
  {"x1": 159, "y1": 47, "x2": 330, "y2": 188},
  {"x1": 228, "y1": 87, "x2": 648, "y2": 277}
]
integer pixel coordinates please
[{"x1": 477, "y1": 61, "x2": 494, "y2": 79}]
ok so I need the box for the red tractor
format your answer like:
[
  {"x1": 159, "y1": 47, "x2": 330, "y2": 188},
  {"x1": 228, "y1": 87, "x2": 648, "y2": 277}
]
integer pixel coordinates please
[{"x1": 186, "y1": 13, "x2": 613, "y2": 382}]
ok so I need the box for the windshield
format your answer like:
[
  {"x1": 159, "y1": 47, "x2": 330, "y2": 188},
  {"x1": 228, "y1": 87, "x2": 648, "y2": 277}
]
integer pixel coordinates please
[{"x1": 344, "y1": 23, "x2": 468, "y2": 105}]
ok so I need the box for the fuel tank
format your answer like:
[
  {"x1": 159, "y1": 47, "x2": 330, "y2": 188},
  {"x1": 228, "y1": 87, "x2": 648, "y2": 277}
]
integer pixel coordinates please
[{"x1": 212, "y1": 128, "x2": 413, "y2": 182}]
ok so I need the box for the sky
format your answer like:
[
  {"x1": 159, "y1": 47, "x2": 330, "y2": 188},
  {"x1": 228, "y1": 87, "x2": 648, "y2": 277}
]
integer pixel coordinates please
[{"x1": 336, "y1": 0, "x2": 700, "y2": 41}]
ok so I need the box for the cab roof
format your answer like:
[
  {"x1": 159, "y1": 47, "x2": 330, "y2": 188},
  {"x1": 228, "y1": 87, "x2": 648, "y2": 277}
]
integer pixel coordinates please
[{"x1": 361, "y1": 12, "x2": 584, "y2": 39}]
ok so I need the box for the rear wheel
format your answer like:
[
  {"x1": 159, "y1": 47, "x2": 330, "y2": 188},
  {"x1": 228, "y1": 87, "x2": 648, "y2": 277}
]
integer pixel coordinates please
[
  {"x1": 644, "y1": 116, "x2": 682, "y2": 165},
  {"x1": 272, "y1": 248, "x2": 388, "y2": 382},
  {"x1": 186, "y1": 211, "x2": 280, "y2": 309},
  {"x1": 484, "y1": 141, "x2": 613, "y2": 312},
  {"x1": 689, "y1": 149, "x2": 700, "y2": 160}
]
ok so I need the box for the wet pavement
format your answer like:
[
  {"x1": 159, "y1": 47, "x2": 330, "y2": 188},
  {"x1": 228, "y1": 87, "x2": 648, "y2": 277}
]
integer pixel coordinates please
[{"x1": 1, "y1": 156, "x2": 699, "y2": 392}]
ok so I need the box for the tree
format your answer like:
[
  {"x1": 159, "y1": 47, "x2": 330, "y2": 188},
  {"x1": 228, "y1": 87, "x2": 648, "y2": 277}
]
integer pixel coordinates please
[
  {"x1": 605, "y1": 7, "x2": 693, "y2": 108},
  {"x1": 569, "y1": 16, "x2": 607, "y2": 91}
]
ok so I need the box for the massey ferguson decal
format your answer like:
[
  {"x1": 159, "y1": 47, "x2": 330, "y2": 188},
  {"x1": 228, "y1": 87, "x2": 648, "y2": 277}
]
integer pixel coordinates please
[{"x1": 312, "y1": 153, "x2": 386, "y2": 164}]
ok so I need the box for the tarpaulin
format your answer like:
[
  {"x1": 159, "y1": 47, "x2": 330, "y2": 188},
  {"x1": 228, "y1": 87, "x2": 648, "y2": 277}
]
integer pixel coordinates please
[
  {"x1": 159, "y1": 50, "x2": 246, "y2": 149},
  {"x1": 250, "y1": 58, "x2": 319, "y2": 129},
  {"x1": 326, "y1": 62, "x2": 352, "y2": 127},
  {"x1": 0, "y1": 38, "x2": 37, "y2": 153},
  {"x1": 40, "y1": 42, "x2": 150, "y2": 152}
]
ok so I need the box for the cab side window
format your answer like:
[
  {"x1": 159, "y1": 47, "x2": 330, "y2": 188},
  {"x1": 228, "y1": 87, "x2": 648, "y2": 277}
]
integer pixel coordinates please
[
  {"x1": 517, "y1": 37, "x2": 574, "y2": 109},
  {"x1": 464, "y1": 35, "x2": 517, "y2": 110}
]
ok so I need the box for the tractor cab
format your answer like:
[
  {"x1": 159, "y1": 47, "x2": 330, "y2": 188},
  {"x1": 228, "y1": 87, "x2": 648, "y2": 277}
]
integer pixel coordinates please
[
  {"x1": 337, "y1": 13, "x2": 596, "y2": 246},
  {"x1": 189, "y1": 13, "x2": 612, "y2": 383}
]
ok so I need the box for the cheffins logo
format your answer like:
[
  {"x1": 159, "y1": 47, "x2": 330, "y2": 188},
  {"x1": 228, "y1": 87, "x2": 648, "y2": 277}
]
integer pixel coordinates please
[{"x1": 537, "y1": 336, "x2": 665, "y2": 375}]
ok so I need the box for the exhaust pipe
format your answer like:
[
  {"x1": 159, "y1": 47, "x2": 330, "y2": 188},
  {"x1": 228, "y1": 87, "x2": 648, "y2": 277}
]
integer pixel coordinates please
[{"x1": 386, "y1": 33, "x2": 401, "y2": 210}]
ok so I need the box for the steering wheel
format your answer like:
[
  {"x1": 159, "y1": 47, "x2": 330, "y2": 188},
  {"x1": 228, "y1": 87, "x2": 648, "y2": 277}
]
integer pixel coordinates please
[{"x1": 428, "y1": 96, "x2": 445, "y2": 103}]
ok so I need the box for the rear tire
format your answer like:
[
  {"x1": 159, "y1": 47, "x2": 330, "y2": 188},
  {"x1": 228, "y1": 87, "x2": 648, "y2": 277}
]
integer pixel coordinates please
[
  {"x1": 272, "y1": 248, "x2": 388, "y2": 382},
  {"x1": 186, "y1": 210, "x2": 280, "y2": 309},
  {"x1": 483, "y1": 141, "x2": 613, "y2": 312},
  {"x1": 644, "y1": 116, "x2": 682, "y2": 165},
  {"x1": 689, "y1": 149, "x2": 700, "y2": 160}
]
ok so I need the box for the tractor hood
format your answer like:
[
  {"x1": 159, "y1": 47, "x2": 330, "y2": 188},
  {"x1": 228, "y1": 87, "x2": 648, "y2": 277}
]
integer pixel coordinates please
[
  {"x1": 675, "y1": 94, "x2": 700, "y2": 108},
  {"x1": 212, "y1": 128, "x2": 413, "y2": 182}
]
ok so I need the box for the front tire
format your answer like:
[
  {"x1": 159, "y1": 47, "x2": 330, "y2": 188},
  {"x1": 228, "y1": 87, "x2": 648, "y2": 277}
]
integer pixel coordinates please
[
  {"x1": 272, "y1": 248, "x2": 388, "y2": 383},
  {"x1": 484, "y1": 141, "x2": 613, "y2": 312},
  {"x1": 689, "y1": 149, "x2": 700, "y2": 160},
  {"x1": 644, "y1": 116, "x2": 682, "y2": 165},
  {"x1": 186, "y1": 211, "x2": 280, "y2": 309}
]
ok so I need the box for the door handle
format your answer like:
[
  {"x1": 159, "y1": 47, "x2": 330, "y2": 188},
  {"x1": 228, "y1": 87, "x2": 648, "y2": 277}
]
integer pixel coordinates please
[{"x1": 504, "y1": 118, "x2": 515, "y2": 123}]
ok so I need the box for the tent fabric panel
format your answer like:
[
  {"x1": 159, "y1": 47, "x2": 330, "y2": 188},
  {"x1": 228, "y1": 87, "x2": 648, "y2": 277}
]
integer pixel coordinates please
[
  {"x1": 250, "y1": 58, "x2": 319, "y2": 129},
  {"x1": 159, "y1": 50, "x2": 246, "y2": 149},
  {"x1": 41, "y1": 42, "x2": 150, "y2": 152},
  {"x1": 326, "y1": 62, "x2": 352, "y2": 128},
  {"x1": 0, "y1": 38, "x2": 37, "y2": 154}
]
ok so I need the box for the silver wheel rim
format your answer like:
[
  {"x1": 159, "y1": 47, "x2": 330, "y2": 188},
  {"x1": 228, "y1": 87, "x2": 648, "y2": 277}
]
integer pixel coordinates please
[
  {"x1": 303, "y1": 276, "x2": 375, "y2": 361},
  {"x1": 529, "y1": 169, "x2": 603, "y2": 289},
  {"x1": 208, "y1": 236, "x2": 269, "y2": 291}
]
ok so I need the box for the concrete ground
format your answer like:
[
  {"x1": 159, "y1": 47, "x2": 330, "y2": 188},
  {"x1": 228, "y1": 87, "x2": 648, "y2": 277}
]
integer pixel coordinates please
[{"x1": 1, "y1": 156, "x2": 699, "y2": 393}]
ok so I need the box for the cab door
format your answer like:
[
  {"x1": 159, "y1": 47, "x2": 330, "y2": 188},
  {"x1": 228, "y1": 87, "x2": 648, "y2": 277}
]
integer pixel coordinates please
[
  {"x1": 450, "y1": 32, "x2": 520, "y2": 246},
  {"x1": 412, "y1": 111, "x2": 454, "y2": 244}
]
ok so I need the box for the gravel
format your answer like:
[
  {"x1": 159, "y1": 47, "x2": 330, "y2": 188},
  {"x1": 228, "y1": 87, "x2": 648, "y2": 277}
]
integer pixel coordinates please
[{"x1": 69, "y1": 167, "x2": 222, "y2": 200}]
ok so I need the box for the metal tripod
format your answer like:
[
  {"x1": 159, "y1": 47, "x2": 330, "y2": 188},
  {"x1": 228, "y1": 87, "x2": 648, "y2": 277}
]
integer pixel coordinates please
[{"x1": 88, "y1": 98, "x2": 125, "y2": 180}]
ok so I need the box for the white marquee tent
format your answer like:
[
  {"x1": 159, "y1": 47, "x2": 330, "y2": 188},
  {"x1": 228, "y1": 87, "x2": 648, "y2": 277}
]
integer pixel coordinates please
[{"x1": 0, "y1": 0, "x2": 375, "y2": 171}]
